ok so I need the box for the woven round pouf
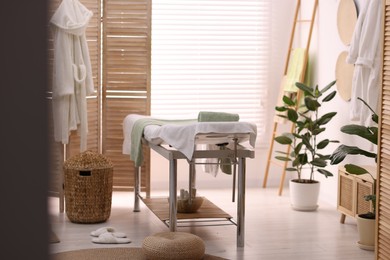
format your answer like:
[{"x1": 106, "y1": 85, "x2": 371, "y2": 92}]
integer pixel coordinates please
[{"x1": 142, "y1": 232, "x2": 205, "y2": 260}]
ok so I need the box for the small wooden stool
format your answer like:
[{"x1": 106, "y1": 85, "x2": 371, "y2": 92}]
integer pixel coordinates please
[{"x1": 142, "y1": 232, "x2": 205, "y2": 260}]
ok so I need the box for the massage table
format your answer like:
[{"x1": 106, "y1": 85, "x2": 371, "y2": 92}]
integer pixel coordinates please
[{"x1": 122, "y1": 114, "x2": 257, "y2": 247}]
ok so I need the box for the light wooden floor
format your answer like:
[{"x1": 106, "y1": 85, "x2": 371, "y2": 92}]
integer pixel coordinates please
[{"x1": 49, "y1": 187, "x2": 375, "y2": 260}]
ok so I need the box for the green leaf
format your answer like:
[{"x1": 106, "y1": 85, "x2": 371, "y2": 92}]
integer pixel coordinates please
[
  {"x1": 275, "y1": 106, "x2": 287, "y2": 112},
  {"x1": 294, "y1": 142, "x2": 303, "y2": 154},
  {"x1": 286, "y1": 167, "x2": 298, "y2": 172},
  {"x1": 304, "y1": 96, "x2": 321, "y2": 111},
  {"x1": 320, "y1": 80, "x2": 336, "y2": 94},
  {"x1": 275, "y1": 150, "x2": 289, "y2": 155},
  {"x1": 364, "y1": 194, "x2": 376, "y2": 202},
  {"x1": 299, "y1": 153, "x2": 308, "y2": 164},
  {"x1": 322, "y1": 90, "x2": 337, "y2": 102},
  {"x1": 330, "y1": 145, "x2": 377, "y2": 164},
  {"x1": 311, "y1": 158, "x2": 327, "y2": 167},
  {"x1": 341, "y1": 124, "x2": 378, "y2": 145},
  {"x1": 317, "y1": 139, "x2": 329, "y2": 149},
  {"x1": 344, "y1": 164, "x2": 370, "y2": 175},
  {"x1": 316, "y1": 112, "x2": 337, "y2": 125},
  {"x1": 295, "y1": 82, "x2": 314, "y2": 96},
  {"x1": 301, "y1": 134, "x2": 313, "y2": 151},
  {"x1": 296, "y1": 121, "x2": 306, "y2": 130},
  {"x1": 274, "y1": 135, "x2": 292, "y2": 145},
  {"x1": 372, "y1": 114, "x2": 379, "y2": 124},
  {"x1": 312, "y1": 128, "x2": 326, "y2": 135},
  {"x1": 293, "y1": 153, "x2": 308, "y2": 167},
  {"x1": 357, "y1": 97, "x2": 379, "y2": 124},
  {"x1": 317, "y1": 169, "x2": 334, "y2": 178},
  {"x1": 287, "y1": 109, "x2": 298, "y2": 122},
  {"x1": 314, "y1": 85, "x2": 320, "y2": 97},
  {"x1": 275, "y1": 156, "x2": 291, "y2": 161},
  {"x1": 292, "y1": 133, "x2": 302, "y2": 139},
  {"x1": 317, "y1": 154, "x2": 331, "y2": 160},
  {"x1": 282, "y1": 95, "x2": 295, "y2": 106}
]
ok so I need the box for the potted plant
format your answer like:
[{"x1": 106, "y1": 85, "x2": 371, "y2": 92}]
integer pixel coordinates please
[
  {"x1": 274, "y1": 80, "x2": 338, "y2": 211},
  {"x1": 330, "y1": 97, "x2": 377, "y2": 250}
]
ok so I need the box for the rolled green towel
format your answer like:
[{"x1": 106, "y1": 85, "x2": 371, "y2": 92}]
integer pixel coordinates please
[{"x1": 198, "y1": 111, "x2": 239, "y2": 122}]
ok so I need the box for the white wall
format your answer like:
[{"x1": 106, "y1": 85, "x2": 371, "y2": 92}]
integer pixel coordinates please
[
  {"x1": 149, "y1": 0, "x2": 376, "y2": 208},
  {"x1": 314, "y1": 0, "x2": 347, "y2": 206},
  {"x1": 313, "y1": 0, "x2": 377, "y2": 206}
]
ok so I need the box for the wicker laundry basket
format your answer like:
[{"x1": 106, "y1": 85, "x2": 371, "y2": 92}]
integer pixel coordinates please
[{"x1": 63, "y1": 150, "x2": 113, "y2": 224}]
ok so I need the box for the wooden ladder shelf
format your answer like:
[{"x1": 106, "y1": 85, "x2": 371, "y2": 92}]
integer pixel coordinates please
[{"x1": 262, "y1": 0, "x2": 318, "y2": 196}]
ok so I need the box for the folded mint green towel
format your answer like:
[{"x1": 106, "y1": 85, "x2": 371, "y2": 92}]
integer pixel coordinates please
[
  {"x1": 198, "y1": 111, "x2": 239, "y2": 122},
  {"x1": 131, "y1": 118, "x2": 196, "y2": 167}
]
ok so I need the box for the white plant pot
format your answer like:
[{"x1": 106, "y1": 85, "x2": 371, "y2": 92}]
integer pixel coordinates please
[
  {"x1": 356, "y1": 214, "x2": 375, "y2": 251},
  {"x1": 289, "y1": 179, "x2": 320, "y2": 211}
]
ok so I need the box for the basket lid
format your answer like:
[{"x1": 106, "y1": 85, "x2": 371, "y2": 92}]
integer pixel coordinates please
[{"x1": 64, "y1": 150, "x2": 113, "y2": 170}]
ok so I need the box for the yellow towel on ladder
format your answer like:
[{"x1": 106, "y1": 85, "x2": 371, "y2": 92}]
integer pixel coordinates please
[
  {"x1": 283, "y1": 48, "x2": 307, "y2": 92},
  {"x1": 274, "y1": 48, "x2": 309, "y2": 124}
]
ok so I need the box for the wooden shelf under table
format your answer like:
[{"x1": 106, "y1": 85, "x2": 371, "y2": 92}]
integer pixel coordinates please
[{"x1": 141, "y1": 197, "x2": 234, "y2": 227}]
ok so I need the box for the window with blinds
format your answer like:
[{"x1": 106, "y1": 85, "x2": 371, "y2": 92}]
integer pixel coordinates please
[{"x1": 151, "y1": 0, "x2": 271, "y2": 145}]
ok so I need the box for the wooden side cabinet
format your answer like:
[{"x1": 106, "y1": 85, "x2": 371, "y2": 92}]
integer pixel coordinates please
[{"x1": 337, "y1": 165, "x2": 376, "y2": 223}]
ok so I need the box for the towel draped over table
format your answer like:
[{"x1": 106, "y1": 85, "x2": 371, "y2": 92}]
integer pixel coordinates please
[
  {"x1": 129, "y1": 117, "x2": 196, "y2": 167},
  {"x1": 122, "y1": 113, "x2": 256, "y2": 172}
]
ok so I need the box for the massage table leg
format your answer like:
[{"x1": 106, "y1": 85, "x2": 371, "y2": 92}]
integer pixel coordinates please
[
  {"x1": 237, "y1": 157, "x2": 246, "y2": 247},
  {"x1": 189, "y1": 163, "x2": 196, "y2": 202},
  {"x1": 133, "y1": 166, "x2": 141, "y2": 212},
  {"x1": 169, "y1": 158, "x2": 178, "y2": 231}
]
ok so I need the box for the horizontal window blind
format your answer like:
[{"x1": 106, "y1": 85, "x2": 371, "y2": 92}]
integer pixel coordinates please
[{"x1": 151, "y1": 0, "x2": 271, "y2": 145}]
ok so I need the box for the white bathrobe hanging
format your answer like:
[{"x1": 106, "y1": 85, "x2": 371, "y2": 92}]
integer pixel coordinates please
[
  {"x1": 346, "y1": 0, "x2": 382, "y2": 126},
  {"x1": 50, "y1": 0, "x2": 94, "y2": 151}
]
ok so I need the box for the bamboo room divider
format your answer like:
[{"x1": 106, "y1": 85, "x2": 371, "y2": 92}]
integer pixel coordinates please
[
  {"x1": 47, "y1": 0, "x2": 151, "y2": 206},
  {"x1": 102, "y1": 0, "x2": 151, "y2": 191},
  {"x1": 377, "y1": 0, "x2": 390, "y2": 257}
]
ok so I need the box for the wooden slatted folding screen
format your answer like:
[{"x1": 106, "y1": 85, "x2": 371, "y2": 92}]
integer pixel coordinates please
[
  {"x1": 377, "y1": 0, "x2": 390, "y2": 257},
  {"x1": 48, "y1": 0, "x2": 151, "y2": 197},
  {"x1": 103, "y1": 0, "x2": 151, "y2": 191}
]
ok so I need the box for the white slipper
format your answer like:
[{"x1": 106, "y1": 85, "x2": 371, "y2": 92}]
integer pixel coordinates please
[
  {"x1": 91, "y1": 232, "x2": 131, "y2": 244},
  {"x1": 90, "y1": 227, "x2": 127, "y2": 238}
]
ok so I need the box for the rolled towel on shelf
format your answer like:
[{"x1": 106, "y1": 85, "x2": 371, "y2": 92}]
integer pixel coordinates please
[{"x1": 198, "y1": 111, "x2": 239, "y2": 122}]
